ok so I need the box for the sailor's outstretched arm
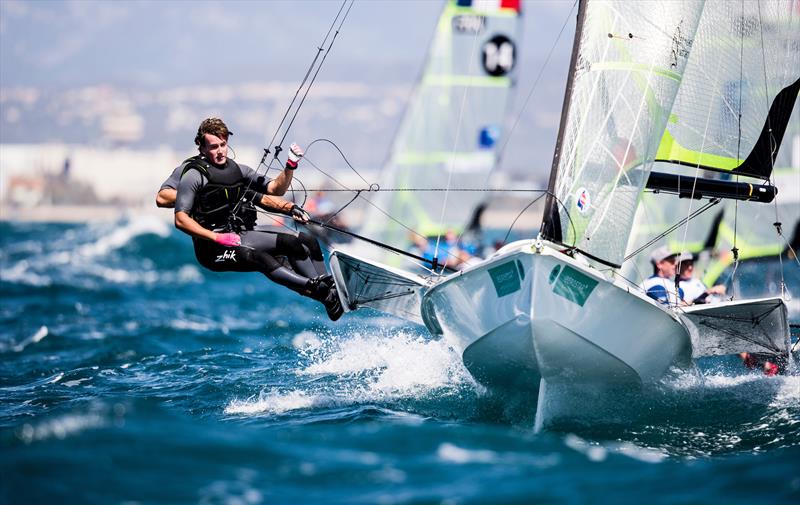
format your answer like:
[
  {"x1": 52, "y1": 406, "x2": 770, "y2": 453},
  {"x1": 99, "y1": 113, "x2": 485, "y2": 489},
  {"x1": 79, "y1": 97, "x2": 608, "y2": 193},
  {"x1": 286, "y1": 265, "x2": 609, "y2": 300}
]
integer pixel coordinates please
[{"x1": 266, "y1": 143, "x2": 303, "y2": 196}]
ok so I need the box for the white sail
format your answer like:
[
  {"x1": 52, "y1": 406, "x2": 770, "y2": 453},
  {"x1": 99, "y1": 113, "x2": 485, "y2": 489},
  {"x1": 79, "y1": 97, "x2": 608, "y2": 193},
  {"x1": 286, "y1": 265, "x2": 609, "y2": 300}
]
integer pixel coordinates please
[
  {"x1": 655, "y1": 0, "x2": 800, "y2": 177},
  {"x1": 544, "y1": 0, "x2": 705, "y2": 266},
  {"x1": 358, "y1": 0, "x2": 522, "y2": 266},
  {"x1": 624, "y1": 0, "x2": 800, "y2": 296}
]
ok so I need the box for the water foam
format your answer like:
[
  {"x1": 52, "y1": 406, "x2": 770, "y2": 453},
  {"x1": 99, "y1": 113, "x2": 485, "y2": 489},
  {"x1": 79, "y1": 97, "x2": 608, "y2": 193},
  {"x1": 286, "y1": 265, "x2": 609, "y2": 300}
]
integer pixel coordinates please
[
  {"x1": 224, "y1": 389, "x2": 326, "y2": 415},
  {"x1": 299, "y1": 329, "x2": 479, "y2": 399},
  {"x1": 772, "y1": 375, "x2": 800, "y2": 408},
  {"x1": 227, "y1": 328, "x2": 481, "y2": 418}
]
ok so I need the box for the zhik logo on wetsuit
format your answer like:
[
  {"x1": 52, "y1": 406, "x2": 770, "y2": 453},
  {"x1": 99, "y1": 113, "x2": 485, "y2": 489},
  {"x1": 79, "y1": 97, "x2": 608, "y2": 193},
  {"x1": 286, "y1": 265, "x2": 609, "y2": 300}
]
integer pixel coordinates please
[{"x1": 215, "y1": 250, "x2": 237, "y2": 263}]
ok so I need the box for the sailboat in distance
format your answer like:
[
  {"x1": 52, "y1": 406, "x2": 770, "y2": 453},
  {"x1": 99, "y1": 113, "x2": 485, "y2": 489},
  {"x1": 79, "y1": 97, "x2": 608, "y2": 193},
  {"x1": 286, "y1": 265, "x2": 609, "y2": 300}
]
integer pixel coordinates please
[
  {"x1": 344, "y1": 0, "x2": 522, "y2": 267},
  {"x1": 327, "y1": 0, "x2": 522, "y2": 324},
  {"x1": 331, "y1": 0, "x2": 798, "y2": 420}
]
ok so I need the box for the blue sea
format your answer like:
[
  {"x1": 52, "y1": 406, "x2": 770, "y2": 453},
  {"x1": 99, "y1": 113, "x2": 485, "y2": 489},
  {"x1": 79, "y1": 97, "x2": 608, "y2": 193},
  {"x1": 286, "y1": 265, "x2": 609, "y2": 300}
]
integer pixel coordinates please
[{"x1": 2, "y1": 218, "x2": 799, "y2": 504}]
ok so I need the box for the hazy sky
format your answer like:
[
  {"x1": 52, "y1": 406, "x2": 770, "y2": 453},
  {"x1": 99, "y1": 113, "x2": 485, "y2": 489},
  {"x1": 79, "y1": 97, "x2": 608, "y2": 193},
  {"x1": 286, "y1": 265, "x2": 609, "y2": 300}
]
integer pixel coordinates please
[
  {"x1": 1, "y1": 0, "x2": 575, "y2": 89},
  {"x1": 0, "y1": 0, "x2": 578, "y2": 177}
]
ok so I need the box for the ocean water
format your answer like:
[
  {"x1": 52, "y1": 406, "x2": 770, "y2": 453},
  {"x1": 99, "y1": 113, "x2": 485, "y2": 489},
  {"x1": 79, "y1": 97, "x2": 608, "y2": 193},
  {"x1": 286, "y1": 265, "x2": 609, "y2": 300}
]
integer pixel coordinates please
[{"x1": 1, "y1": 218, "x2": 799, "y2": 504}]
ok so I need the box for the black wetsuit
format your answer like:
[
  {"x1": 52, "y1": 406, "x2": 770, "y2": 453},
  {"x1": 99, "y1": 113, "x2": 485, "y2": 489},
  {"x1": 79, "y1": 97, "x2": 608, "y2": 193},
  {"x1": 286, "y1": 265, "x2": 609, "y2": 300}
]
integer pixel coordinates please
[{"x1": 175, "y1": 157, "x2": 329, "y2": 299}]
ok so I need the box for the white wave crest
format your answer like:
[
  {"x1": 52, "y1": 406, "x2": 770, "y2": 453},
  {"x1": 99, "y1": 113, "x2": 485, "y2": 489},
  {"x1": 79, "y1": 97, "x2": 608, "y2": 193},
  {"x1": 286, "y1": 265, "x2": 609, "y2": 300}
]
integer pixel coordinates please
[
  {"x1": 224, "y1": 389, "x2": 325, "y2": 415},
  {"x1": 564, "y1": 434, "x2": 667, "y2": 464},
  {"x1": 436, "y1": 442, "x2": 562, "y2": 468},
  {"x1": 78, "y1": 216, "x2": 170, "y2": 258},
  {"x1": 299, "y1": 330, "x2": 478, "y2": 400},
  {"x1": 0, "y1": 260, "x2": 51, "y2": 286},
  {"x1": 437, "y1": 443, "x2": 498, "y2": 464},
  {"x1": 10, "y1": 325, "x2": 49, "y2": 352}
]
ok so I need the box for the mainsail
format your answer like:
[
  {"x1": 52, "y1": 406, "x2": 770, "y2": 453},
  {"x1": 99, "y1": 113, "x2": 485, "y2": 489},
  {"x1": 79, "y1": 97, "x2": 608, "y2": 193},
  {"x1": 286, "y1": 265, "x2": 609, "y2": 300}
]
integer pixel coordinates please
[
  {"x1": 623, "y1": 0, "x2": 799, "y2": 282},
  {"x1": 358, "y1": 0, "x2": 522, "y2": 266},
  {"x1": 540, "y1": 0, "x2": 705, "y2": 267},
  {"x1": 654, "y1": 0, "x2": 800, "y2": 179}
]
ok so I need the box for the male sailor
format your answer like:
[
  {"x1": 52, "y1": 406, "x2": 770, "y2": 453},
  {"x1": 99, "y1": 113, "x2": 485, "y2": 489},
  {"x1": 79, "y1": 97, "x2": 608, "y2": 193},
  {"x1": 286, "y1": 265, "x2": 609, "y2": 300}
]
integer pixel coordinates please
[
  {"x1": 642, "y1": 246, "x2": 685, "y2": 306},
  {"x1": 156, "y1": 133, "x2": 297, "y2": 208},
  {"x1": 676, "y1": 252, "x2": 726, "y2": 304},
  {"x1": 171, "y1": 117, "x2": 343, "y2": 321}
]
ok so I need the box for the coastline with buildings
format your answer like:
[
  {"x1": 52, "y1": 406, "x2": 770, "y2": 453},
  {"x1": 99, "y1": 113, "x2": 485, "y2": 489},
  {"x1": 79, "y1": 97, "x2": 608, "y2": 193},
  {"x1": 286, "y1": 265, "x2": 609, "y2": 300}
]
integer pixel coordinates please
[{"x1": 0, "y1": 143, "x2": 545, "y2": 230}]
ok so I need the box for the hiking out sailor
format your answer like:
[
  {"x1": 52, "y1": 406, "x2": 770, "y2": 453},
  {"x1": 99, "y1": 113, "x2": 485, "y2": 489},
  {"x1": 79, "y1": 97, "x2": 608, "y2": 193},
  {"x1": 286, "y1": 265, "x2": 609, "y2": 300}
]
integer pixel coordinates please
[
  {"x1": 156, "y1": 128, "x2": 297, "y2": 208},
  {"x1": 642, "y1": 246, "x2": 685, "y2": 306},
  {"x1": 172, "y1": 117, "x2": 343, "y2": 320}
]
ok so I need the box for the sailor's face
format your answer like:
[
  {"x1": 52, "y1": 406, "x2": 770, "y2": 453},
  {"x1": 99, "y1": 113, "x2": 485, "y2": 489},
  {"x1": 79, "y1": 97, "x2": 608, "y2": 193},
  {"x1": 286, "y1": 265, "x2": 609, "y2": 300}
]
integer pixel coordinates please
[
  {"x1": 658, "y1": 257, "x2": 677, "y2": 278},
  {"x1": 199, "y1": 133, "x2": 228, "y2": 166},
  {"x1": 679, "y1": 262, "x2": 694, "y2": 280}
]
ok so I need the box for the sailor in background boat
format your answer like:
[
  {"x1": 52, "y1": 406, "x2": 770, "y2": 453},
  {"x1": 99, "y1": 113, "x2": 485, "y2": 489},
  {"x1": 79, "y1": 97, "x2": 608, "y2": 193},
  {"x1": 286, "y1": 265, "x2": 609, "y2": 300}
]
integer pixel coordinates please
[
  {"x1": 410, "y1": 230, "x2": 480, "y2": 270},
  {"x1": 739, "y1": 351, "x2": 785, "y2": 376},
  {"x1": 642, "y1": 246, "x2": 685, "y2": 306},
  {"x1": 171, "y1": 117, "x2": 344, "y2": 321},
  {"x1": 676, "y1": 252, "x2": 726, "y2": 304}
]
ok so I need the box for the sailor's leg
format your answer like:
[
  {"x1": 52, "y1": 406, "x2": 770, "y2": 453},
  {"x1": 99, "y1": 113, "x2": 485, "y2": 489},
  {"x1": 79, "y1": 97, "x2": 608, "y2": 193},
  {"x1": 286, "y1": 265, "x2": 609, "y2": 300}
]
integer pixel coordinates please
[
  {"x1": 275, "y1": 231, "x2": 328, "y2": 278},
  {"x1": 241, "y1": 230, "x2": 342, "y2": 320}
]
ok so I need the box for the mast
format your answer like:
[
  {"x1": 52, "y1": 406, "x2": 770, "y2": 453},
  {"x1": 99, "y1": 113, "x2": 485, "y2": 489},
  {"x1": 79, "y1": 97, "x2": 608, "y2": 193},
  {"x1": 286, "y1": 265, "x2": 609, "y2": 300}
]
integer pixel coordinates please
[{"x1": 540, "y1": 0, "x2": 586, "y2": 243}]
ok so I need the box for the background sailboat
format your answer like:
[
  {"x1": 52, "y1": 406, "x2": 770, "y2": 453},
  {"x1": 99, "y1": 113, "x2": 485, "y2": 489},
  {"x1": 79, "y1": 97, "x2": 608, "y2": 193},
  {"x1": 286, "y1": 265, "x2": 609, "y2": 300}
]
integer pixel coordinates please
[{"x1": 348, "y1": 0, "x2": 522, "y2": 268}]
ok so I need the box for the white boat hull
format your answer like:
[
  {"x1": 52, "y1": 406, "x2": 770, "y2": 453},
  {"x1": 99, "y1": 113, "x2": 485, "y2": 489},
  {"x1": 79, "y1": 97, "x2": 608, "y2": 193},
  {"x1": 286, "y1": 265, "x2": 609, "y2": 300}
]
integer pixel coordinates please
[{"x1": 421, "y1": 241, "x2": 693, "y2": 391}]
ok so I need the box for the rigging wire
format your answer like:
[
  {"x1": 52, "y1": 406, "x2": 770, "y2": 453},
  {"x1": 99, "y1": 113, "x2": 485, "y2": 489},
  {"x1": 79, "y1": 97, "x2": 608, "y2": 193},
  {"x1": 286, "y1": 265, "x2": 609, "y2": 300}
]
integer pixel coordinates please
[
  {"x1": 278, "y1": 1, "x2": 354, "y2": 150},
  {"x1": 294, "y1": 138, "x2": 546, "y2": 271},
  {"x1": 676, "y1": 16, "x2": 726, "y2": 281},
  {"x1": 756, "y1": 0, "x2": 788, "y2": 298},
  {"x1": 729, "y1": 0, "x2": 746, "y2": 299},
  {"x1": 623, "y1": 198, "x2": 722, "y2": 263},
  {"x1": 265, "y1": 0, "x2": 348, "y2": 162},
  {"x1": 432, "y1": 16, "x2": 484, "y2": 275},
  {"x1": 229, "y1": 0, "x2": 353, "y2": 222}
]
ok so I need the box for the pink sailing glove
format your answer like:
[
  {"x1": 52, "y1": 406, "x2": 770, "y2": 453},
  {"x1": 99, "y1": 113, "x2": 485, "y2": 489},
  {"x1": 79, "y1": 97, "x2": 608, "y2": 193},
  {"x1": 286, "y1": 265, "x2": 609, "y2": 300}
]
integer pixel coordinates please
[
  {"x1": 286, "y1": 143, "x2": 304, "y2": 169},
  {"x1": 214, "y1": 232, "x2": 241, "y2": 247}
]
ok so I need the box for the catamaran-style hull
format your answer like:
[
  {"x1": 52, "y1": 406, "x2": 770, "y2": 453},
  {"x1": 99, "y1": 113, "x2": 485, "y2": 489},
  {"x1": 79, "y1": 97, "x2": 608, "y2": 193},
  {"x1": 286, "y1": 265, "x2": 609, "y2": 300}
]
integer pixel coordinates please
[{"x1": 421, "y1": 241, "x2": 693, "y2": 391}]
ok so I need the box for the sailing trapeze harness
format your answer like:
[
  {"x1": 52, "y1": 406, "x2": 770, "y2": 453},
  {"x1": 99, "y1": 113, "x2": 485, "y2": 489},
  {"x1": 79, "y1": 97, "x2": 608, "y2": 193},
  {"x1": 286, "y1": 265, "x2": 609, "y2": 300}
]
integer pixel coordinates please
[{"x1": 181, "y1": 156, "x2": 258, "y2": 232}]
